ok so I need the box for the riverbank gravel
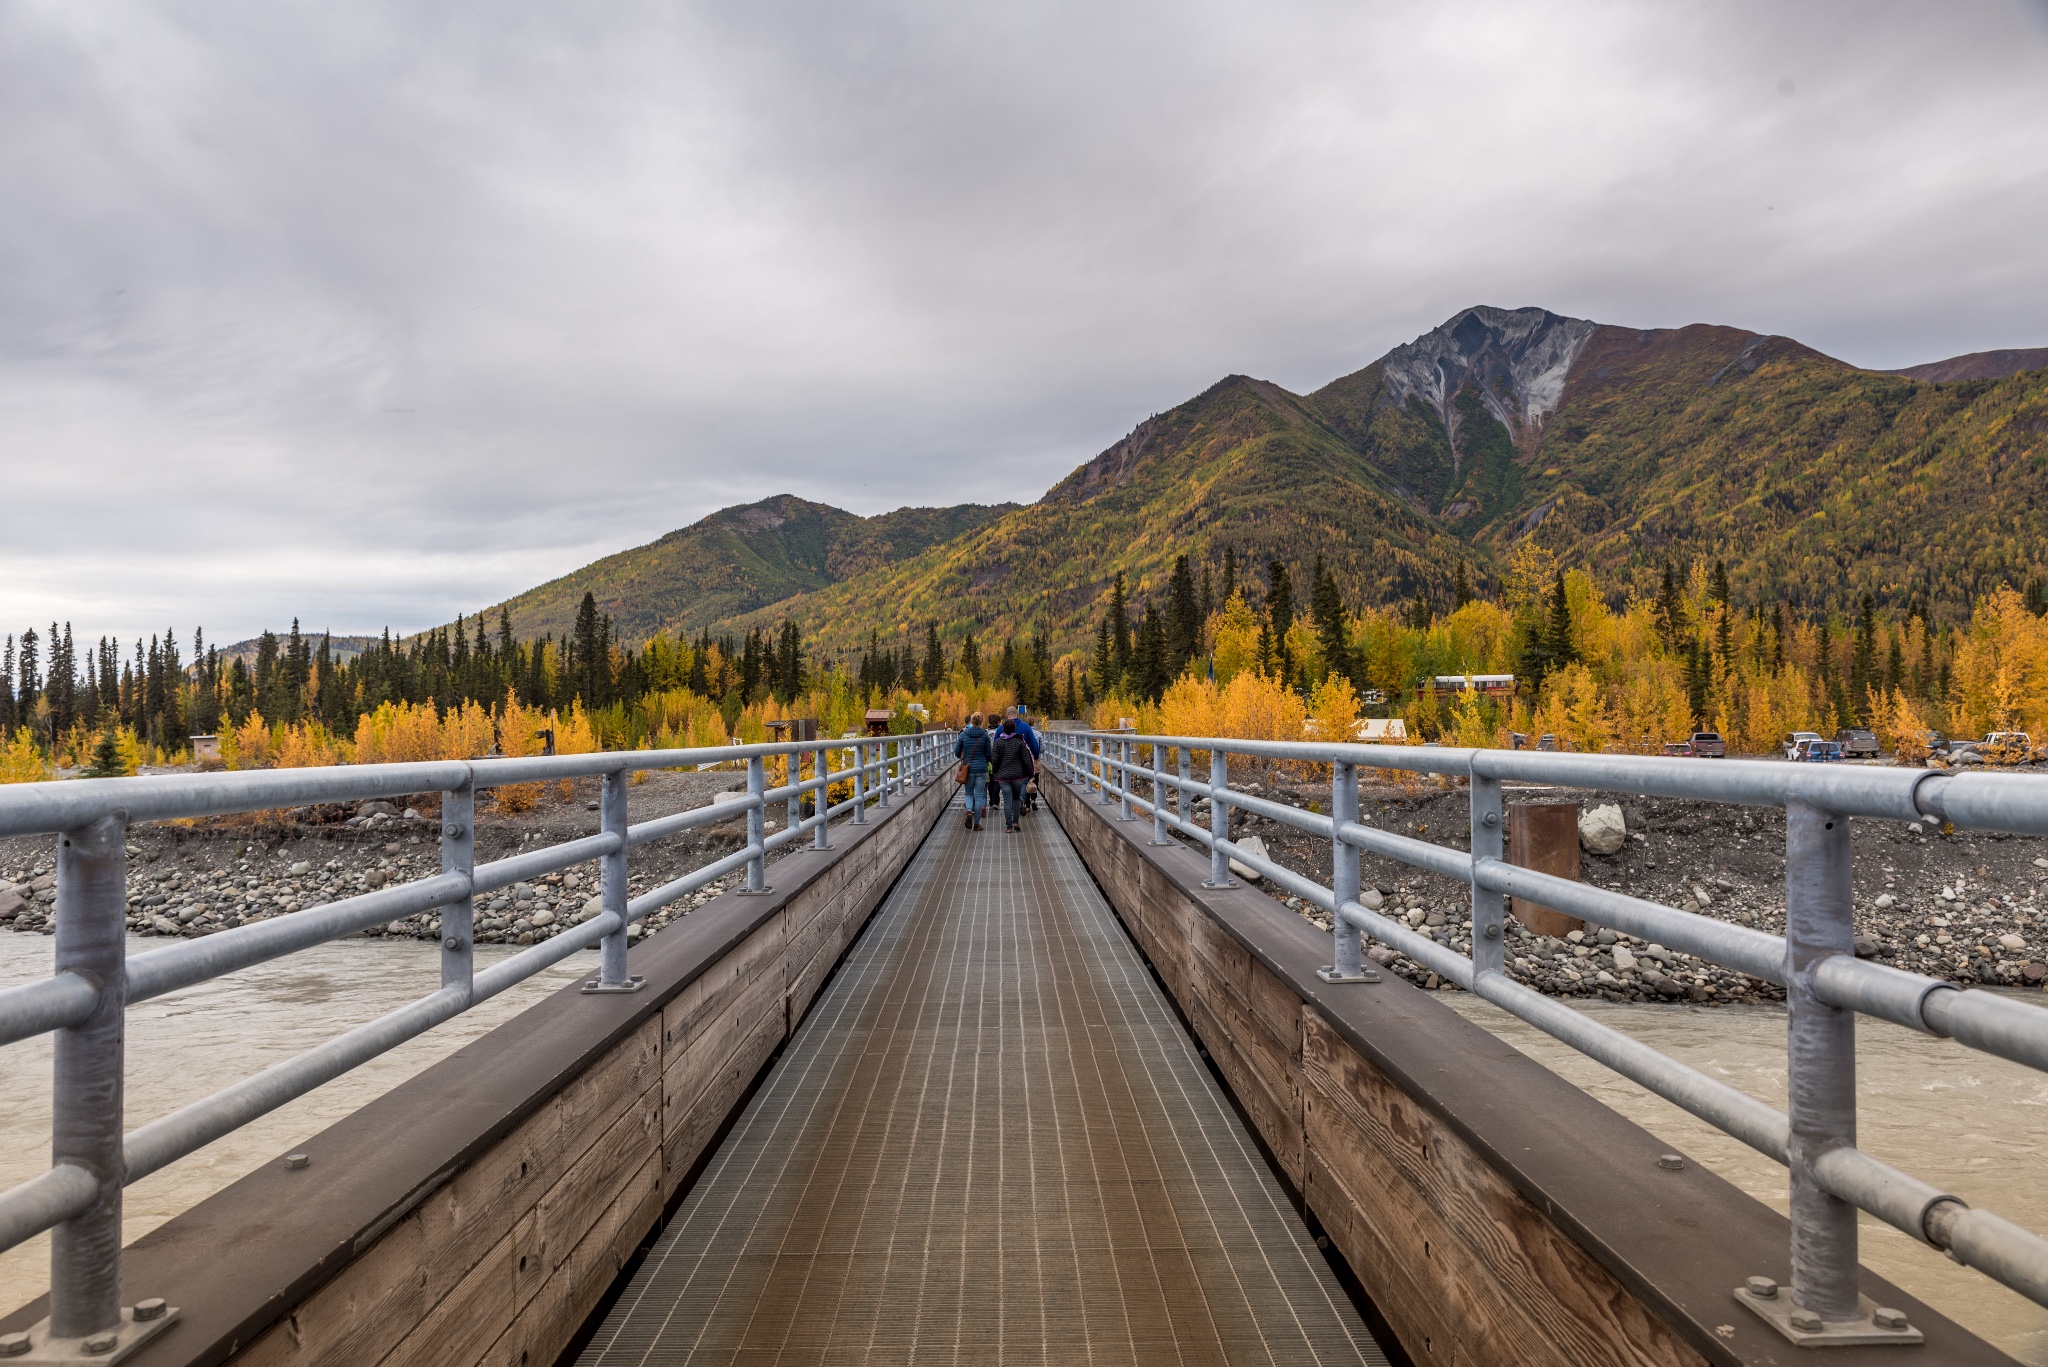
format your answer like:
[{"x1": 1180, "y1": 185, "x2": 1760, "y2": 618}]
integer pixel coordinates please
[
  {"x1": 1190, "y1": 773, "x2": 2048, "y2": 1006},
  {"x1": 0, "y1": 768, "x2": 814, "y2": 952}
]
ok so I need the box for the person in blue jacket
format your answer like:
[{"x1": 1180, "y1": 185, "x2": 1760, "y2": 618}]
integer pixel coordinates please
[{"x1": 954, "y1": 713, "x2": 993, "y2": 831}]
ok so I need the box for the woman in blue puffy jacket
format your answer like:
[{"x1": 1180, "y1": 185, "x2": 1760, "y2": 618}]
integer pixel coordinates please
[{"x1": 954, "y1": 713, "x2": 993, "y2": 831}]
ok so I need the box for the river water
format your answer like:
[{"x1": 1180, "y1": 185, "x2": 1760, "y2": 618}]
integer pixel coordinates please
[
  {"x1": 0, "y1": 930, "x2": 591, "y2": 1317},
  {"x1": 1442, "y1": 993, "x2": 2048, "y2": 1364}
]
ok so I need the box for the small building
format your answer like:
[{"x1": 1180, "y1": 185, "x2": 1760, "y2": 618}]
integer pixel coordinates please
[
  {"x1": 1351, "y1": 718, "x2": 1408, "y2": 743},
  {"x1": 1425, "y1": 674, "x2": 1516, "y2": 698},
  {"x1": 864, "y1": 709, "x2": 894, "y2": 736},
  {"x1": 189, "y1": 735, "x2": 221, "y2": 765},
  {"x1": 767, "y1": 718, "x2": 820, "y2": 742}
]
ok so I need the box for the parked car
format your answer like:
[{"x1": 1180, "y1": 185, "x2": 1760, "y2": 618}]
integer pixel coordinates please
[
  {"x1": 1661, "y1": 740, "x2": 1694, "y2": 757},
  {"x1": 1783, "y1": 731, "x2": 1823, "y2": 760},
  {"x1": 1798, "y1": 740, "x2": 1844, "y2": 763},
  {"x1": 1951, "y1": 732, "x2": 2035, "y2": 765},
  {"x1": 1537, "y1": 733, "x2": 1560, "y2": 752},
  {"x1": 1834, "y1": 728, "x2": 1880, "y2": 759},
  {"x1": 1688, "y1": 731, "x2": 1727, "y2": 758}
]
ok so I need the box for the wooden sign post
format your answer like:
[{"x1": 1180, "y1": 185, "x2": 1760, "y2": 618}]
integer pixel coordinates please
[{"x1": 1507, "y1": 802, "x2": 1584, "y2": 937}]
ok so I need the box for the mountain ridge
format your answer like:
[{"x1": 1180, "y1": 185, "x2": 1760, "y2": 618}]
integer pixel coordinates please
[{"x1": 465, "y1": 306, "x2": 2047, "y2": 664}]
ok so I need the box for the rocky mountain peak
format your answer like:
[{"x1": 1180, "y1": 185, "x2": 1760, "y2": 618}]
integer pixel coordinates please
[{"x1": 1380, "y1": 305, "x2": 1597, "y2": 453}]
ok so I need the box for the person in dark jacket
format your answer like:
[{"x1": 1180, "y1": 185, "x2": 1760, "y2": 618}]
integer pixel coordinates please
[
  {"x1": 1006, "y1": 705, "x2": 1042, "y2": 812},
  {"x1": 955, "y1": 713, "x2": 993, "y2": 831},
  {"x1": 990, "y1": 717, "x2": 1036, "y2": 833}
]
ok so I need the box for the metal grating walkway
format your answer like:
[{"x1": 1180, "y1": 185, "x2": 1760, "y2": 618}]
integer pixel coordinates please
[{"x1": 578, "y1": 793, "x2": 1388, "y2": 1366}]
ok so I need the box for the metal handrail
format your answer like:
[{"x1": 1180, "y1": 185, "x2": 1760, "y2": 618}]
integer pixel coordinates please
[
  {"x1": 1051, "y1": 728, "x2": 2048, "y2": 1341},
  {"x1": 0, "y1": 729, "x2": 953, "y2": 1353}
]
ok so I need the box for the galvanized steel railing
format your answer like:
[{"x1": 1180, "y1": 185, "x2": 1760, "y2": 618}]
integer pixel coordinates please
[
  {"x1": 0, "y1": 731, "x2": 951, "y2": 1360},
  {"x1": 1051, "y1": 728, "x2": 2048, "y2": 1349}
]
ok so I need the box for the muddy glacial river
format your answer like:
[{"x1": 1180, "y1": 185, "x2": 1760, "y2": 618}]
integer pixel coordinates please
[{"x1": 0, "y1": 931, "x2": 590, "y2": 1316}]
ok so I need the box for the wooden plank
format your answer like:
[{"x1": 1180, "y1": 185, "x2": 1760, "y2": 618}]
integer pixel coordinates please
[
  {"x1": 1303, "y1": 1011, "x2": 1705, "y2": 1367},
  {"x1": 533, "y1": 1084, "x2": 661, "y2": 1284},
  {"x1": 486, "y1": 1150, "x2": 667, "y2": 1367},
  {"x1": 369, "y1": 1226, "x2": 519, "y2": 1367},
  {"x1": 663, "y1": 965, "x2": 786, "y2": 1126},
  {"x1": 1303, "y1": 1144, "x2": 1463, "y2": 1365},
  {"x1": 663, "y1": 918, "x2": 783, "y2": 1061},
  {"x1": 663, "y1": 1004, "x2": 785, "y2": 1183},
  {"x1": 1188, "y1": 983, "x2": 1303, "y2": 1185}
]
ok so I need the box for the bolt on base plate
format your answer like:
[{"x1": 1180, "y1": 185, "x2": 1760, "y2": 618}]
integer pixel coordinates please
[
  {"x1": 1199, "y1": 879, "x2": 1239, "y2": 891},
  {"x1": 580, "y1": 976, "x2": 646, "y2": 995},
  {"x1": 5, "y1": 1304, "x2": 180, "y2": 1364},
  {"x1": 1316, "y1": 965, "x2": 1382, "y2": 984},
  {"x1": 1735, "y1": 1286, "x2": 1923, "y2": 1346}
]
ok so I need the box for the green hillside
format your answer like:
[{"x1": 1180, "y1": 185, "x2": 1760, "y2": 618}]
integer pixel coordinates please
[
  {"x1": 476, "y1": 306, "x2": 2046, "y2": 667},
  {"x1": 489, "y1": 495, "x2": 1014, "y2": 642},
  {"x1": 713, "y1": 375, "x2": 1481, "y2": 659}
]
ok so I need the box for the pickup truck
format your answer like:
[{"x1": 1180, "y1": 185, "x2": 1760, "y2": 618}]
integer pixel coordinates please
[
  {"x1": 1834, "y1": 727, "x2": 1880, "y2": 759},
  {"x1": 1688, "y1": 731, "x2": 1727, "y2": 758},
  {"x1": 1950, "y1": 732, "x2": 2035, "y2": 764}
]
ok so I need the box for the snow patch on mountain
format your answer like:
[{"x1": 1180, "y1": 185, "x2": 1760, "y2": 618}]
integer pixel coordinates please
[{"x1": 1381, "y1": 306, "x2": 1596, "y2": 457}]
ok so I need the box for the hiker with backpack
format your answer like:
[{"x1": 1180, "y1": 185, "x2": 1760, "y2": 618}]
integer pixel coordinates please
[
  {"x1": 990, "y1": 716, "x2": 1037, "y2": 834},
  {"x1": 954, "y1": 712, "x2": 993, "y2": 831}
]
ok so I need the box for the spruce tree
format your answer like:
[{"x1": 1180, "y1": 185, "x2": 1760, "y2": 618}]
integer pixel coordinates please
[
  {"x1": 1453, "y1": 562, "x2": 1473, "y2": 609},
  {"x1": 1267, "y1": 560, "x2": 1295, "y2": 682},
  {"x1": 1310, "y1": 556, "x2": 1350, "y2": 684},
  {"x1": 1166, "y1": 555, "x2": 1200, "y2": 672},
  {"x1": 1093, "y1": 618, "x2": 1115, "y2": 695},
  {"x1": 1710, "y1": 559, "x2": 1731, "y2": 606},
  {"x1": 922, "y1": 622, "x2": 945, "y2": 690},
  {"x1": 1136, "y1": 603, "x2": 1168, "y2": 703},
  {"x1": 1221, "y1": 547, "x2": 1237, "y2": 606},
  {"x1": 1656, "y1": 562, "x2": 1684, "y2": 648},
  {"x1": 1850, "y1": 593, "x2": 1878, "y2": 720},
  {"x1": 81, "y1": 725, "x2": 124, "y2": 778},
  {"x1": 961, "y1": 632, "x2": 982, "y2": 685},
  {"x1": 1109, "y1": 572, "x2": 1132, "y2": 683}
]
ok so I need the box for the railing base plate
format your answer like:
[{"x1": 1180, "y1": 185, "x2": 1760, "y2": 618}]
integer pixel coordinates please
[
  {"x1": 1316, "y1": 966, "x2": 1382, "y2": 984},
  {"x1": 8, "y1": 1305, "x2": 180, "y2": 1363},
  {"x1": 581, "y1": 976, "x2": 646, "y2": 995},
  {"x1": 1735, "y1": 1288, "x2": 1923, "y2": 1346},
  {"x1": 1200, "y1": 879, "x2": 1239, "y2": 891}
]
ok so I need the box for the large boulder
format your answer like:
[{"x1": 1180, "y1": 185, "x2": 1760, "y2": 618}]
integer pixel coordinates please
[
  {"x1": 1228, "y1": 835, "x2": 1270, "y2": 882},
  {"x1": 1579, "y1": 803, "x2": 1627, "y2": 856}
]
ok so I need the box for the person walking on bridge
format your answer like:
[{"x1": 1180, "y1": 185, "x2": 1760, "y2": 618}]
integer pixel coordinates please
[
  {"x1": 955, "y1": 713, "x2": 993, "y2": 831},
  {"x1": 1006, "y1": 705, "x2": 1042, "y2": 813},
  {"x1": 991, "y1": 716, "x2": 1036, "y2": 833}
]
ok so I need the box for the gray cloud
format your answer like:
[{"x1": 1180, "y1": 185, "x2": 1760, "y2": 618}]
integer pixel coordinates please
[{"x1": 2, "y1": 0, "x2": 2044, "y2": 643}]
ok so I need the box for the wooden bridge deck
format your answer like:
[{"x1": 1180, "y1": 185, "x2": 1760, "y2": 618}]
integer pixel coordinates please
[{"x1": 575, "y1": 792, "x2": 1387, "y2": 1366}]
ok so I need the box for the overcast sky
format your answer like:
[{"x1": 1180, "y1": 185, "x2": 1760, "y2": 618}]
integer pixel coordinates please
[{"x1": 4, "y1": 1, "x2": 2046, "y2": 646}]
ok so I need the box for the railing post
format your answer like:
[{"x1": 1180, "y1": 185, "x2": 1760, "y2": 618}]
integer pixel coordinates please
[
  {"x1": 786, "y1": 748, "x2": 801, "y2": 838},
  {"x1": 48, "y1": 813, "x2": 131, "y2": 1349},
  {"x1": 1096, "y1": 737, "x2": 1113, "y2": 805},
  {"x1": 852, "y1": 741, "x2": 867, "y2": 824},
  {"x1": 1117, "y1": 737, "x2": 1133, "y2": 821},
  {"x1": 441, "y1": 781, "x2": 475, "y2": 996},
  {"x1": 1202, "y1": 748, "x2": 1236, "y2": 889},
  {"x1": 1781, "y1": 799, "x2": 1861, "y2": 1325},
  {"x1": 1470, "y1": 769, "x2": 1504, "y2": 979},
  {"x1": 878, "y1": 739, "x2": 892, "y2": 809},
  {"x1": 585, "y1": 766, "x2": 644, "y2": 990},
  {"x1": 744, "y1": 755, "x2": 772, "y2": 891},
  {"x1": 1177, "y1": 746, "x2": 1192, "y2": 826},
  {"x1": 1319, "y1": 761, "x2": 1376, "y2": 983},
  {"x1": 813, "y1": 742, "x2": 833, "y2": 850},
  {"x1": 1149, "y1": 743, "x2": 1171, "y2": 845}
]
